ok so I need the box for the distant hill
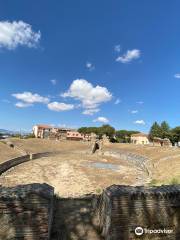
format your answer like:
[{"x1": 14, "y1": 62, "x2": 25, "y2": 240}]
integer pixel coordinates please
[
  {"x1": 0, "y1": 129, "x2": 14, "y2": 134},
  {"x1": 0, "y1": 129, "x2": 30, "y2": 135}
]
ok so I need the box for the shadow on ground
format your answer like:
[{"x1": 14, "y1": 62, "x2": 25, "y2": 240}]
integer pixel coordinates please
[{"x1": 51, "y1": 195, "x2": 104, "y2": 240}]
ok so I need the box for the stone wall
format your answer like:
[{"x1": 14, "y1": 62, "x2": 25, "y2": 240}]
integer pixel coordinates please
[
  {"x1": 0, "y1": 152, "x2": 54, "y2": 175},
  {"x1": 0, "y1": 155, "x2": 30, "y2": 174},
  {"x1": 0, "y1": 147, "x2": 180, "y2": 240},
  {"x1": 103, "y1": 150, "x2": 152, "y2": 184},
  {"x1": 0, "y1": 183, "x2": 54, "y2": 240},
  {"x1": 103, "y1": 150, "x2": 150, "y2": 173},
  {"x1": 96, "y1": 185, "x2": 180, "y2": 240}
]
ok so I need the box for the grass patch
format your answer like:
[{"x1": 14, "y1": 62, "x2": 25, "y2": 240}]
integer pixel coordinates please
[
  {"x1": 169, "y1": 177, "x2": 180, "y2": 185},
  {"x1": 149, "y1": 176, "x2": 180, "y2": 186},
  {"x1": 148, "y1": 179, "x2": 159, "y2": 186},
  {"x1": 95, "y1": 188, "x2": 103, "y2": 194}
]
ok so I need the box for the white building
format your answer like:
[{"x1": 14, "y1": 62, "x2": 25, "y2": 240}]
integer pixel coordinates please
[
  {"x1": 33, "y1": 124, "x2": 52, "y2": 138},
  {"x1": 131, "y1": 133, "x2": 150, "y2": 145}
]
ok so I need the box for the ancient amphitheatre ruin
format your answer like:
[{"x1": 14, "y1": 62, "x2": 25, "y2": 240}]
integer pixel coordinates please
[
  {"x1": 1, "y1": 138, "x2": 180, "y2": 192},
  {"x1": 0, "y1": 137, "x2": 180, "y2": 239}
]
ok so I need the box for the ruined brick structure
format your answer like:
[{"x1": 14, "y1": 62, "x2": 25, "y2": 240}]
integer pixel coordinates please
[
  {"x1": 0, "y1": 184, "x2": 54, "y2": 240},
  {"x1": 96, "y1": 185, "x2": 180, "y2": 240}
]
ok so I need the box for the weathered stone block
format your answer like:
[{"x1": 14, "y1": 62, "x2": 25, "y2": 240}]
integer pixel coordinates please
[
  {"x1": 97, "y1": 185, "x2": 180, "y2": 240},
  {"x1": 0, "y1": 183, "x2": 54, "y2": 240}
]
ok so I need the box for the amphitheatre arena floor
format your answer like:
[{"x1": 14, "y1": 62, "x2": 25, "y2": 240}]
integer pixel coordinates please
[
  {"x1": 0, "y1": 139, "x2": 142, "y2": 197},
  {"x1": 0, "y1": 138, "x2": 180, "y2": 197}
]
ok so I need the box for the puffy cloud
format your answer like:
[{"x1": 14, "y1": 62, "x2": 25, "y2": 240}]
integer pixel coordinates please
[
  {"x1": 15, "y1": 102, "x2": 33, "y2": 108},
  {"x1": 134, "y1": 120, "x2": 145, "y2": 125},
  {"x1": 50, "y1": 79, "x2": 57, "y2": 85},
  {"x1": 0, "y1": 21, "x2": 41, "y2": 49},
  {"x1": 86, "y1": 62, "x2": 95, "y2": 71},
  {"x1": 116, "y1": 49, "x2": 140, "y2": 63},
  {"x1": 114, "y1": 44, "x2": 121, "y2": 52},
  {"x1": 12, "y1": 92, "x2": 49, "y2": 104},
  {"x1": 47, "y1": 102, "x2": 74, "y2": 112},
  {"x1": 61, "y1": 79, "x2": 112, "y2": 113},
  {"x1": 174, "y1": 73, "x2": 180, "y2": 79},
  {"x1": 93, "y1": 117, "x2": 109, "y2": 123},
  {"x1": 114, "y1": 98, "x2": 121, "y2": 105},
  {"x1": 131, "y1": 110, "x2": 138, "y2": 114},
  {"x1": 82, "y1": 108, "x2": 100, "y2": 115}
]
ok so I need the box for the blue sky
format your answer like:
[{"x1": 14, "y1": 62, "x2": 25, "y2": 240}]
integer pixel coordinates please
[{"x1": 0, "y1": 0, "x2": 179, "y2": 132}]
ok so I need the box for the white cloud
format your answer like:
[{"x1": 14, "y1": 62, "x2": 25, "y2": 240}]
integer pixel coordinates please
[
  {"x1": 174, "y1": 73, "x2": 180, "y2": 79},
  {"x1": 131, "y1": 110, "x2": 138, "y2": 114},
  {"x1": 116, "y1": 49, "x2": 141, "y2": 63},
  {"x1": 134, "y1": 120, "x2": 145, "y2": 125},
  {"x1": 82, "y1": 108, "x2": 100, "y2": 115},
  {"x1": 114, "y1": 45, "x2": 121, "y2": 52},
  {"x1": 12, "y1": 92, "x2": 49, "y2": 104},
  {"x1": 50, "y1": 79, "x2": 57, "y2": 85},
  {"x1": 93, "y1": 117, "x2": 109, "y2": 123},
  {"x1": 61, "y1": 79, "x2": 112, "y2": 114},
  {"x1": 0, "y1": 21, "x2": 41, "y2": 49},
  {"x1": 136, "y1": 101, "x2": 144, "y2": 104},
  {"x1": 114, "y1": 98, "x2": 121, "y2": 104},
  {"x1": 15, "y1": 102, "x2": 33, "y2": 108},
  {"x1": 47, "y1": 102, "x2": 74, "y2": 112},
  {"x1": 86, "y1": 62, "x2": 95, "y2": 71}
]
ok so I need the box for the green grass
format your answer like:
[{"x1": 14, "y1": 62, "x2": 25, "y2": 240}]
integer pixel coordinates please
[
  {"x1": 95, "y1": 188, "x2": 102, "y2": 194},
  {"x1": 148, "y1": 179, "x2": 159, "y2": 186},
  {"x1": 149, "y1": 176, "x2": 180, "y2": 186},
  {"x1": 169, "y1": 177, "x2": 180, "y2": 185}
]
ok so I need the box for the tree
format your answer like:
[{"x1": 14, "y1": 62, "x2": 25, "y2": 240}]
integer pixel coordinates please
[
  {"x1": 116, "y1": 130, "x2": 140, "y2": 143},
  {"x1": 99, "y1": 125, "x2": 115, "y2": 138},
  {"x1": 78, "y1": 125, "x2": 115, "y2": 138},
  {"x1": 149, "y1": 122, "x2": 162, "y2": 140},
  {"x1": 161, "y1": 121, "x2": 170, "y2": 139},
  {"x1": 170, "y1": 126, "x2": 180, "y2": 144},
  {"x1": 78, "y1": 127, "x2": 88, "y2": 134}
]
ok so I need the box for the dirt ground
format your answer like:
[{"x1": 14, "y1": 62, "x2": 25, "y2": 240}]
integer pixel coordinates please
[
  {"x1": 51, "y1": 196, "x2": 103, "y2": 240},
  {"x1": 0, "y1": 141, "x2": 20, "y2": 163},
  {"x1": 0, "y1": 139, "x2": 140, "y2": 197}
]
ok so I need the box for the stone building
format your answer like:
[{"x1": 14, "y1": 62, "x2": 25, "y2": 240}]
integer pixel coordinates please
[
  {"x1": 131, "y1": 133, "x2": 150, "y2": 145},
  {"x1": 33, "y1": 124, "x2": 52, "y2": 138},
  {"x1": 66, "y1": 131, "x2": 84, "y2": 141},
  {"x1": 153, "y1": 137, "x2": 172, "y2": 147},
  {"x1": 33, "y1": 124, "x2": 73, "y2": 140}
]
